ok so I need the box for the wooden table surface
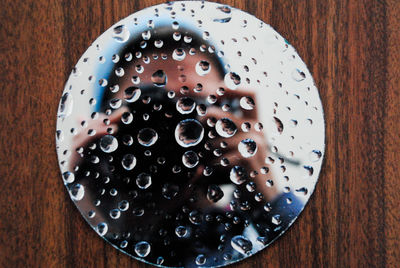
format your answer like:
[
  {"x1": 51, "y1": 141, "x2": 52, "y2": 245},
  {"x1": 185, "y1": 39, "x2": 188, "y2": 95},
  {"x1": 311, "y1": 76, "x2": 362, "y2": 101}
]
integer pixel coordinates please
[{"x1": 0, "y1": 0, "x2": 399, "y2": 267}]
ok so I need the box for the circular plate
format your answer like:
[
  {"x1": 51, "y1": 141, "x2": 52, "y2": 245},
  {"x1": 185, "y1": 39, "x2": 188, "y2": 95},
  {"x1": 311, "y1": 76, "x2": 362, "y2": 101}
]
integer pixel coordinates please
[{"x1": 56, "y1": 1, "x2": 325, "y2": 267}]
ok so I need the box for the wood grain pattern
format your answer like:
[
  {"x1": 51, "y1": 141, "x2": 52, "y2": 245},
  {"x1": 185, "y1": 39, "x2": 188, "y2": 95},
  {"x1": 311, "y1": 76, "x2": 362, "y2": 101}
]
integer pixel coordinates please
[{"x1": 0, "y1": 0, "x2": 399, "y2": 267}]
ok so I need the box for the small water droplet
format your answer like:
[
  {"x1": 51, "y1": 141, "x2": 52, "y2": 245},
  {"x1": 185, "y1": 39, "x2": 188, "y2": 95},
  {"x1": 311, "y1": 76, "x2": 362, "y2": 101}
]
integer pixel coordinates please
[
  {"x1": 175, "y1": 226, "x2": 188, "y2": 238},
  {"x1": 99, "y1": 135, "x2": 118, "y2": 153},
  {"x1": 134, "y1": 241, "x2": 151, "y2": 257},
  {"x1": 70, "y1": 184, "x2": 84, "y2": 201},
  {"x1": 224, "y1": 72, "x2": 241, "y2": 89},
  {"x1": 58, "y1": 92, "x2": 73, "y2": 119},
  {"x1": 195, "y1": 60, "x2": 211, "y2": 76},
  {"x1": 231, "y1": 235, "x2": 252, "y2": 255},
  {"x1": 172, "y1": 48, "x2": 186, "y2": 61},
  {"x1": 124, "y1": 87, "x2": 141, "y2": 103},
  {"x1": 162, "y1": 183, "x2": 179, "y2": 200},
  {"x1": 292, "y1": 68, "x2": 306, "y2": 81},
  {"x1": 215, "y1": 118, "x2": 237, "y2": 138},
  {"x1": 238, "y1": 138, "x2": 257, "y2": 158},
  {"x1": 240, "y1": 96, "x2": 255, "y2": 110},
  {"x1": 176, "y1": 97, "x2": 196, "y2": 114},
  {"x1": 230, "y1": 166, "x2": 247, "y2": 185},
  {"x1": 96, "y1": 222, "x2": 108, "y2": 236},
  {"x1": 207, "y1": 184, "x2": 224, "y2": 202},
  {"x1": 137, "y1": 128, "x2": 158, "y2": 147},
  {"x1": 195, "y1": 254, "x2": 206, "y2": 266},
  {"x1": 175, "y1": 119, "x2": 204, "y2": 147},
  {"x1": 62, "y1": 171, "x2": 75, "y2": 184},
  {"x1": 309, "y1": 150, "x2": 322, "y2": 162},
  {"x1": 109, "y1": 209, "x2": 121, "y2": 219},
  {"x1": 122, "y1": 154, "x2": 136, "y2": 170},
  {"x1": 112, "y1": 25, "x2": 130, "y2": 43},
  {"x1": 151, "y1": 70, "x2": 167, "y2": 87},
  {"x1": 136, "y1": 173, "x2": 152, "y2": 189},
  {"x1": 182, "y1": 150, "x2": 199, "y2": 168}
]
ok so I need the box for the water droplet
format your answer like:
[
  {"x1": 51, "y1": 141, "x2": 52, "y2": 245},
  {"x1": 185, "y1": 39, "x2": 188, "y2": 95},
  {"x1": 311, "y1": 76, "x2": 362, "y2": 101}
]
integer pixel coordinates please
[
  {"x1": 58, "y1": 92, "x2": 73, "y2": 119},
  {"x1": 110, "y1": 98, "x2": 122, "y2": 109},
  {"x1": 175, "y1": 119, "x2": 204, "y2": 147},
  {"x1": 175, "y1": 226, "x2": 188, "y2": 238},
  {"x1": 172, "y1": 48, "x2": 186, "y2": 61},
  {"x1": 70, "y1": 184, "x2": 84, "y2": 201},
  {"x1": 62, "y1": 171, "x2": 75, "y2": 184},
  {"x1": 124, "y1": 87, "x2": 141, "y2": 103},
  {"x1": 238, "y1": 139, "x2": 257, "y2": 158},
  {"x1": 176, "y1": 97, "x2": 196, "y2": 114},
  {"x1": 122, "y1": 154, "x2": 136, "y2": 170},
  {"x1": 231, "y1": 235, "x2": 253, "y2": 255},
  {"x1": 142, "y1": 30, "x2": 151, "y2": 40},
  {"x1": 309, "y1": 150, "x2": 322, "y2": 162},
  {"x1": 207, "y1": 184, "x2": 224, "y2": 202},
  {"x1": 215, "y1": 118, "x2": 237, "y2": 138},
  {"x1": 118, "y1": 200, "x2": 129, "y2": 211},
  {"x1": 99, "y1": 135, "x2": 118, "y2": 153},
  {"x1": 257, "y1": 236, "x2": 268, "y2": 246},
  {"x1": 136, "y1": 173, "x2": 152, "y2": 190},
  {"x1": 196, "y1": 104, "x2": 207, "y2": 116},
  {"x1": 134, "y1": 241, "x2": 151, "y2": 257},
  {"x1": 195, "y1": 60, "x2": 211, "y2": 76},
  {"x1": 137, "y1": 128, "x2": 158, "y2": 147},
  {"x1": 230, "y1": 166, "x2": 247, "y2": 185},
  {"x1": 121, "y1": 112, "x2": 133, "y2": 124},
  {"x1": 112, "y1": 25, "x2": 130, "y2": 43},
  {"x1": 189, "y1": 210, "x2": 202, "y2": 225},
  {"x1": 109, "y1": 209, "x2": 121, "y2": 219},
  {"x1": 240, "y1": 96, "x2": 255, "y2": 110},
  {"x1": 182, "y1": 151, "x2": 199, "y2": 168},
  {"x1": 271, "y1": 214, "x2": 281, "y2": 225},
  {"x1": 224, "y1": 72, "x2": 241, "y2": 89},
  {"x1": 292, "y1": 68, "x2": 306, "y2": 81},
  {"x1": 195, "y1": 254, "x2": 206, "y2": 265},
  {"x1": 162, "y1": 183, "x2": 179, "y2": 200},
  {"x1": 151, "y1": 70, "x2": 167, "y2": 87},
  {"x1": 96, "y1": 222, "x2": 108, "y2": 236}
]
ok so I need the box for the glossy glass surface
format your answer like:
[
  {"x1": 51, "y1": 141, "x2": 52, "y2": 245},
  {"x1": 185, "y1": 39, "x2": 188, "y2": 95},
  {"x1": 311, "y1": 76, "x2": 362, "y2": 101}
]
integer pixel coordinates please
[{"x1": 56, "y1": 1, "x2": 325, "y2": 267}]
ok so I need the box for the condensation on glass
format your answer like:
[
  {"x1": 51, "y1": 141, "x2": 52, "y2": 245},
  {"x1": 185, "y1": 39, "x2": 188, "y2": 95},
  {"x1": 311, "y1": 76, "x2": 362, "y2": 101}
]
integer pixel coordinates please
[{"x1": 56, "y1": 1, "x2": 325, "y2": 267}]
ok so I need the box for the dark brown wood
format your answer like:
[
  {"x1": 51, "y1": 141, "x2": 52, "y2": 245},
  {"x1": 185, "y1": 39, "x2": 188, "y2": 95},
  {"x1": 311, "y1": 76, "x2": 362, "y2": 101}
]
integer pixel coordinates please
[{"x1": 0, "y1": 0, "x2": 399, "y2": 267}]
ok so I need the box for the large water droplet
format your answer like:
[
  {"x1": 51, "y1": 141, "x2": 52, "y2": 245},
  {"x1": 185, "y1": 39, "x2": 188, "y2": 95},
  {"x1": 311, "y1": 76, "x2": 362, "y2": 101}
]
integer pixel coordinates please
[
  {"x1": 134, "y1": 241, "x2": 151, "y2": 257},
  {"x1": 136, "y1": 173, "x2": 152, "y2": 189},
  {"x1": 207, "y1": 184, "x2": 224, "y2": 202},
  {"x1": 112, "y1": 25, "x2": 130, "y2": 43},
  {"x1": 70, "y1": 184, "x2": 84, "y2": 201},
  {"x1": 231, "y1": 235, "x2": 253, "y2": 255},
  {"x1": 230, "y1": 166, "x2": 247, "y2": 185},
  {"x1": 176, "y1": 97, "x2": 196, "y2": 114},
  {"x1": 122, "y1": 154, "x2": 136, "y2": 170},
  {"x1": 175, "y1": 119, "x2": 204, "y2": 147},
  {"x1": 195, "y1": 60, "x2": 211, "y2": 76},
  {"x1": 137, "y1": 128, "x2": 158, "y2": 147},
  {"x1": 215, "y1": 118, "x2": 237, "y2": 138},
  {"x1": 124, "y1": 87, "x2": 141, "y2": 103},
  {"x1": 238, "y1": 139, "x2": 257, "y2": 158},
  {"x1": 99, "y1": 135, "x2": 118, "y2": 153},
  {"x1": 240, "y1": 96, "x2": 255, "y2": 110},
  {"x1": 58, "y1": 92, "x2": 73, "y2": 119},
  {"x1": 182, "y1": 150, "x2": 199, "y2": 168},
  {"x1": 151, "y1": 70, "x2": 167, "y2": 87}
]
